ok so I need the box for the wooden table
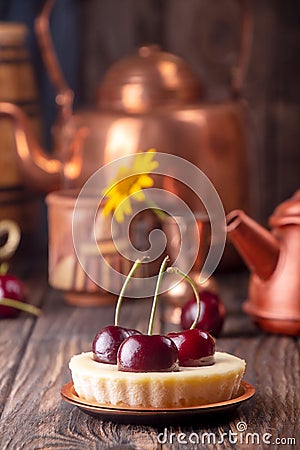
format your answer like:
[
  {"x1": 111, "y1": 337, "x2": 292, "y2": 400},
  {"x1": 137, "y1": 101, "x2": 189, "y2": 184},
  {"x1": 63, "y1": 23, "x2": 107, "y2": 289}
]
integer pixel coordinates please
[{"x1": 0, "y1": 262, "x2": 299, "y2": 449}]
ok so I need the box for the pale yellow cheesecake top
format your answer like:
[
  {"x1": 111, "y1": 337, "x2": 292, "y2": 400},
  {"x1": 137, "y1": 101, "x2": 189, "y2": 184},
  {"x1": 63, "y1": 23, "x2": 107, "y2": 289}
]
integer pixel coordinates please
[
  {"x1": 69, "y1": 351, "x2": 246, "y2": 408},
  {"x1": 70, "y1": 351, "x2": 244, "y2": 379}
]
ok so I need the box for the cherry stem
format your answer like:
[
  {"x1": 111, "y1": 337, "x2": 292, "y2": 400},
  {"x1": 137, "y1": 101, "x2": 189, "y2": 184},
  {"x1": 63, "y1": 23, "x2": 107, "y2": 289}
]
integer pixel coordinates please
[
  {"x1": 0, "y1": 298, "x2": 41, "y2": 316},
  {"x1": 148, "y1": 255, "x2": 169, "y2": 335},
  {"x1": 145, "y1": 198, "x2": 167, "y2": 221},
  {"x1": 167, "y1": 267, "x2": 201, "y2": 330},
  {"x1": 114, "y1": 256, "x2": 148, "y2": 326}
]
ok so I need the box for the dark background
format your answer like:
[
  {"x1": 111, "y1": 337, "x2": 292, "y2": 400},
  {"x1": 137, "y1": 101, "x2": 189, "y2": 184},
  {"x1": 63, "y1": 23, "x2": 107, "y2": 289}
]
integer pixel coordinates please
[{"x1": 0, "y1": 0, "x2": 299, "y2": 226}]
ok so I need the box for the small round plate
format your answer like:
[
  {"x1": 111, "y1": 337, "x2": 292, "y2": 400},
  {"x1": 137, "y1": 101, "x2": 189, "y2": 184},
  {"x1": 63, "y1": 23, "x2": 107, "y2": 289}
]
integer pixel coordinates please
[{"x1": 61, "y1": 381, "x2": 255, "y2": 425}]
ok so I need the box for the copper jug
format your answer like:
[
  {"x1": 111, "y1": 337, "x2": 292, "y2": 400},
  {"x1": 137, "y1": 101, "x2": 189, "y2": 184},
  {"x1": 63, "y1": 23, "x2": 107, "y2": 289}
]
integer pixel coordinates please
[
  {"x1": 0, "y1": 1, "x2": 252, "y2": 217},
  {"x1": 226, "y1": 191, "x2": 300, "y2": 336}
]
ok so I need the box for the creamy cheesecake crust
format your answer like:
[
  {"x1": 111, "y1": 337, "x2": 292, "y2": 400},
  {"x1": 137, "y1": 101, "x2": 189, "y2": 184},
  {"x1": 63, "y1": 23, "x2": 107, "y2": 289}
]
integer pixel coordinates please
[{"x1": 69, "y1": 351, "x2": 246, "y2": 408}]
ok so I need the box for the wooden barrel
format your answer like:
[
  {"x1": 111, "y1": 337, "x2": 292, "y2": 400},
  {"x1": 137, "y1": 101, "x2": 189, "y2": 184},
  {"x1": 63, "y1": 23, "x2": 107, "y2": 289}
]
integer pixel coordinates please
[
  {"x1": 0, "y1": 22, "x2": 43, "y2": 256},
  {"x1": 0, "y1": 22, "x2": 42, "y2": 186}
]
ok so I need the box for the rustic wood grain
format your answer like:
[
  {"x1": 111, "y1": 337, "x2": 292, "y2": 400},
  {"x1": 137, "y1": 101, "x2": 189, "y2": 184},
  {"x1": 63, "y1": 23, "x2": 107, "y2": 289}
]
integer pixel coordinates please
[
  {"x1": 160, "y1": 337, "x2": 299, "y2": 450},
  {"x1": 1, "y1": 266, "x2": 299, "y2": 449},
  {"x1": 160, "y1": 272, "x2": 300, "y2": 449},
  {"x1": 0, "y1": 288, "x2": 161, "y2": 449},
  {"x1": 0, "y1": 267, "x2": 47, "y2": 416},
  {"x1": 0, "y1": 0, "x2": 299, "y2": 446},
  {"x1": 0, "y1": 317, "x2": 33, "y2": 416}
]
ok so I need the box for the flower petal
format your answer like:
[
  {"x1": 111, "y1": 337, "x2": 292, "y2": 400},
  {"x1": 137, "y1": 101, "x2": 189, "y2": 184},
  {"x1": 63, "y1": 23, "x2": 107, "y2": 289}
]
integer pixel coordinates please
[
  {"x1": 101, "y1": 149, "x2": 159, "y2": 220},
  {"x1": 114, "y1": 206, "x2": 124, "y2": 223},
  {"x1": 114, "y1": 196, "x2": 132, "y2": 223},
  {"x1": 137, "y1": 174, "x2": 154, "y2": 188},
  {"x1": 132, "y1": 150, "x2": 157, "y2": 173},
  {"x1": 131, "y1": 153, "x2": 143, "y2": 171},
  {"x1": 102, "y1": 166, "x2": 132, "y2": 196},
  {"x1": 122, "y1": 196, "x2": 132, "y2": 215},
  {"x1": 102, "y1": 196, "x2": 118, "y2": 216},
  {"x1": 144, "y1": 149, "x2": 158, "y2": 168},
  {"x1": 131, "y1": 189, "x2": 145, "y2": 202}
]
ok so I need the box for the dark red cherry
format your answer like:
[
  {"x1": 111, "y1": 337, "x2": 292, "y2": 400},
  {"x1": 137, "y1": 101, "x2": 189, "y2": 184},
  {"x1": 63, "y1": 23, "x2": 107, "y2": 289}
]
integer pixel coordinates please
[
  {"x1": 117, "y1": 334, "x2": 179, "y2": 372},
  {"x1": 0, "y1": 274, "x2": 26, "y2": 318},
  {"x1": 92, "y1": 325, "x2": 141, "y2": 364},
  {"x1": 168, "y1": 329, "x2": 215, "y2": 366},
  {"x1": 181, "y1": 290, "x2": 225, "y2": 336}
]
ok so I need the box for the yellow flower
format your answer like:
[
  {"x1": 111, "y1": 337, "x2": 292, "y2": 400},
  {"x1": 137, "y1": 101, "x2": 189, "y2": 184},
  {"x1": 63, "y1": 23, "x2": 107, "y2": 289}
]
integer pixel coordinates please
[{"x1": 102, "y1": 149, "x2": 158, "y2": 223}]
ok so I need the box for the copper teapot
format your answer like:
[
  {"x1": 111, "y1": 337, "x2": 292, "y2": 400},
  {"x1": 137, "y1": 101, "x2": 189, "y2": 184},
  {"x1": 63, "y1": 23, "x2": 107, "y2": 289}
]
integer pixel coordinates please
[
  {"x1": 0, "y1": 0, "x2": 252, "y2": 215},
  {"x1": 226, "y1": 191, "x2": 300, "y2": 336}
]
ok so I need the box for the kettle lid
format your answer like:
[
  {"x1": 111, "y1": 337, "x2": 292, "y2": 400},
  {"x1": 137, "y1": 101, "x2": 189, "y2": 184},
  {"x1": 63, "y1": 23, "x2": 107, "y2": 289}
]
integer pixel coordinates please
[
  {"x1": 97, "y1": 45, "x2": 203, "y2": 113},
  {"x1": 269, "y1": 190, "x2": 300, "y2": 227}
]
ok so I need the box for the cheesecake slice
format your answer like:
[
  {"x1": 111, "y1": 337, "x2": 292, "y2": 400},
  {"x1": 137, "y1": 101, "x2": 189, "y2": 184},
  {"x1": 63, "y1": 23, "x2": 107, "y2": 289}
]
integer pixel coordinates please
[{"x1": 69, "y1": 351, "x2": 245, "y2": 408}]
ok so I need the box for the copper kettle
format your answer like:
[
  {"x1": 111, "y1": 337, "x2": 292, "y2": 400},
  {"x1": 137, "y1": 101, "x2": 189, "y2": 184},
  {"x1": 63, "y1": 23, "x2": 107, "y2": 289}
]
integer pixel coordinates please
[
  {"x1": 0, "y1": 0, "x2": 252, "y2": 215},
  {"x1": 226, "y1": 191, "x2": 300, "y2": 336}
]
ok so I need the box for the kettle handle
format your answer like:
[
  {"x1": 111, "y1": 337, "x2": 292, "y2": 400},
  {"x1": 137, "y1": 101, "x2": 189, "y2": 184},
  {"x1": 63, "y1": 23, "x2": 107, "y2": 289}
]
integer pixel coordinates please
[
  {"x1": 231, "y1": 0, "x2": 253, "y2": 98},
  {"x1": 35, "y1": 0, "x2": 74, "y2": 123}
]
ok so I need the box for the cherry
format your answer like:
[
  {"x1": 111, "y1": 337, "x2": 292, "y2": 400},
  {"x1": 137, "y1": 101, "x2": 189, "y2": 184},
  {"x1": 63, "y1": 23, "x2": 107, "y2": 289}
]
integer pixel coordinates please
[
  {"x1": 93, "y1": 325, "x2": 141, "y2": 364},
  {"x1": 181, "y1": 290, "x2": 225, "y2": 336},
  {"x1": 117, "y1": 256, "x2": 180, "y2": 372},
  {"x1": 168, "y1": 329, "x2": 215, "y2": 366},
  {"x1": 0, "y1": 273, "x2": 26, "y2": 318},
  {"x1": 117, "y1": 334, "x2": 179, "y2": 372}
]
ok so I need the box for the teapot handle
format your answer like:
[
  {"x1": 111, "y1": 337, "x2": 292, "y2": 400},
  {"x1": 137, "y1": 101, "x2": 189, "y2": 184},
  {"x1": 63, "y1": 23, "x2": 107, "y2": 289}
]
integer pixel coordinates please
[
  {"x1": 231, "y1": 0, "x2": 253, "y2": 99},
  {"x1": 35, "y1": 0, "x2": 74, "y2": 123}
]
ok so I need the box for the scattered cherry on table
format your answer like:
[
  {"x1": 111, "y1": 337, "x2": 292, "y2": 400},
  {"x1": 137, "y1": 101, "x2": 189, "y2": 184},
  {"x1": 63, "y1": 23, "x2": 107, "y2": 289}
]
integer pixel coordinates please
[{"x1": 0, "y1": 270, "x2": 27, "y2": 318}]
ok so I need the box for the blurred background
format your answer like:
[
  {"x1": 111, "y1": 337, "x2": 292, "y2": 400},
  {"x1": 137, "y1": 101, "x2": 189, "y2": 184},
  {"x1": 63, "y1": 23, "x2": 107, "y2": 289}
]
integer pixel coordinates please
[{"x1": 0, "y1": 0, "x2": 299, "y2": 263}]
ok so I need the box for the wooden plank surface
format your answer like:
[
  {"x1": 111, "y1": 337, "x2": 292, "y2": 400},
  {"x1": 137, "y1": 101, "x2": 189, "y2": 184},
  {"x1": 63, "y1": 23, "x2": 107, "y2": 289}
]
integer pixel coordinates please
[
  {"x1": 0, "y1": 266, "x2": 48, "y2": 416},
  {"x1": 0, "y1": 271, "x2": 299, "y2": 449},
  {"x1": 161, "y1": 336, "x2": 300, "y2": 450},
  {"x1": 0, "y1": 287, "x2": 160, "y2": 449}
]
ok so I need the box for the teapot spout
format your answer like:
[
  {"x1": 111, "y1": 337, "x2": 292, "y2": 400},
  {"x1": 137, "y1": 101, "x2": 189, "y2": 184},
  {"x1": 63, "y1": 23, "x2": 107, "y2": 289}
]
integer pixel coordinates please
[
  {"x1": 0, "y1": 102, "x2": 61, "y2": 192},
  {"x1": 226, "y1": 209, "x2": 280, "y2": 280}
]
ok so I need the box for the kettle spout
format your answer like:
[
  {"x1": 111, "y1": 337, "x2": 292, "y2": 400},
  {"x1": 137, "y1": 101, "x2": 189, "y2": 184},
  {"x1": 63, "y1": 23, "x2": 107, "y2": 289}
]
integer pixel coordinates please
[
  {"x1": 0, "y1": 102, "x2": 61, "y2": 192},
  {"x1": 226, "y1": 210, "x2": 280, "y2": 280}
]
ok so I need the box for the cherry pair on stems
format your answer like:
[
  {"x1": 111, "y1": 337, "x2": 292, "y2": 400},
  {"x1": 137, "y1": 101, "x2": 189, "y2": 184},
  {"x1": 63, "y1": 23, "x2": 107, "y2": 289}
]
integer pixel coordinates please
[{"x1": 93, "y1": 257, "x2": 215, "y2": 372}]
